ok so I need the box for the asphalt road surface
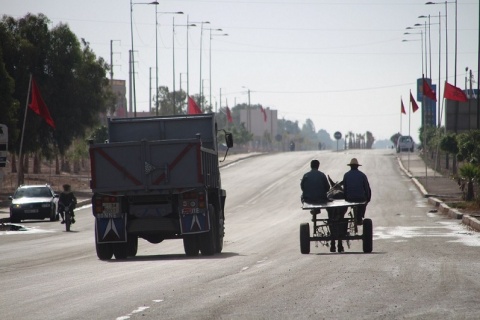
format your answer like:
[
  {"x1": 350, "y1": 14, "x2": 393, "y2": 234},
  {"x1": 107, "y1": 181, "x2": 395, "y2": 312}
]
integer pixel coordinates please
[{"x1": 1, "y1": 149, "x2": 480, "y2": 320}]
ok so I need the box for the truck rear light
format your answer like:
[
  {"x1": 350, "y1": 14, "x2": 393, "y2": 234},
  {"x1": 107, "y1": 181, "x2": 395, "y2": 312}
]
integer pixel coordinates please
[
  {"x1": 198, "y1": 192, "x2": 205, "y2": 208},
  {"x1": 93, "y1": 195, "x2": 120, "y2": 215}
]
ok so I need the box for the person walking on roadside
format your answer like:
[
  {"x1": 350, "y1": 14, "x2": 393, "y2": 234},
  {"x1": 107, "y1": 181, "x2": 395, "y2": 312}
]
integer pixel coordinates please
[
  {"x1": 343, "y1": 158, "x2": 371, "y2": 225},
  {"x1": 300, "y1": 159, "x2": 330, "y2": 205}
]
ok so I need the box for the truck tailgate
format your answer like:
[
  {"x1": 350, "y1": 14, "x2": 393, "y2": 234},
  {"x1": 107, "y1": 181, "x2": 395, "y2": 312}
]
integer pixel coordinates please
[{"x1": 90, "y1": 139, "x2": 203, "y2": 193}]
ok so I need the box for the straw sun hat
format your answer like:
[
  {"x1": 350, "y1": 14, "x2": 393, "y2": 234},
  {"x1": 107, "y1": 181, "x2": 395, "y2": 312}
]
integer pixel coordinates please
[{"x1": 347, "y1": 158, "x2": 362, "y2": 166}]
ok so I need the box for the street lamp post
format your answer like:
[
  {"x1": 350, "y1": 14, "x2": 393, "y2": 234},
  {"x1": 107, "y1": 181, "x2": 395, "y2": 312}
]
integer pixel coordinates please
[
  {"x1": 198, "y1": 21, "x2": 210, "y2": 110},
  {"x1": 173, "y1": 21, "x2": 195, "y2": 115},
  {"x1": 427, "y1": 0, "x2": 458, "y2": 133},
  {"x1": 426, "y1": 1, "x2": 457, "y2": 85},
  {"x1": 411, "y1": 23, "x2": 428, "y2": 77},
  {"x1": 155, "y1": 9, "x2": 183, "y2": 116},
  {"x1": 419, "y1": 13, "x2": 444, "y2": 127},
  {"x1": 130, "y1": 0, "x2": 158, "y2": 118},
  {"x1": 208, "y1": 28, "x2": 228, "y2": 113},
  {"x1": 242, "y1": 86, "x2": 251, "y2": 132},
  {"x1": 403, "y1": 29, "x2": 424, "y2": 75}
]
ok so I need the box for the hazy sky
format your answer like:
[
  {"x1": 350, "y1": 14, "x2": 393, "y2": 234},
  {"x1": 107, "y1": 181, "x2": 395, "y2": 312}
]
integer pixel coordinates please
[{"x1": 2, "y1": 0, "x2": 479, "y2": 141}]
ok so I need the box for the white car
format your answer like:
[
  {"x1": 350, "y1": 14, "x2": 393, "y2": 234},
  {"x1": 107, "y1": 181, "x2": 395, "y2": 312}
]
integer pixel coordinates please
[{"x1": 397, "y1": 135, "x2": 414, "y2": 153}]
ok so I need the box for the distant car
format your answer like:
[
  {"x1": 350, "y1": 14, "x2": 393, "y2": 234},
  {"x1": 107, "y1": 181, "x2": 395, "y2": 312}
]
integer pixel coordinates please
[
  {"x1": 396, "y1": 135, "x2": 414, "y2": 153},
  {"x1": 9, "y1": 185, "x2": 59, "y2": 223}
]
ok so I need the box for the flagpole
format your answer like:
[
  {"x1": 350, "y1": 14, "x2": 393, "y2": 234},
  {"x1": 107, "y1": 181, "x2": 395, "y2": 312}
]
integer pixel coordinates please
[
  {"x1": 408, "y1": 90, "x2": 412, "y2": 170},
  {"x1": 18, "y1": 74, "x2": 33, "y2": 186},
  {"x1": 422, "y1": 78, "x2": 428, "y2": 189},
  {"x1": 400, "y1": 96, "x2": 403, "y2": 135},
  {"x1": 408, "y1": 91, "x2": 411, "y2": 137},
  {"x1": 441, "y1": 81, "x2": 446, "y2": 133}
]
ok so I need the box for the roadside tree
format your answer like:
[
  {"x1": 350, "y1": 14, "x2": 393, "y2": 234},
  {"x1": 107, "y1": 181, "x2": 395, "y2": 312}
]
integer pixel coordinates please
[{"x1": 0, "y1": 14, "x2": 112, "y2": 183}]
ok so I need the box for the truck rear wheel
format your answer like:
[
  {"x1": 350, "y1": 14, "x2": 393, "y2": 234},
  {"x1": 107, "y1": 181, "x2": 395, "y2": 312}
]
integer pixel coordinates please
[
  {"x1": 127, "y1": 235, "x2": 138, "y2": 257},
  {"x1": 183, "y1": 235, "x2": 199, "y2": 256},
  {"x1": 215, "y1": 210, "x2": 224, "y2": 253},
  {"x1": 95, "y1": 231, "x2": 113, "y2": 260},
  {"x1": 113, "y1": 243, "x2": 128, "y2": 260},
  {"x1": 200, "y1": 205, "x2": 216, "y2": 256}
]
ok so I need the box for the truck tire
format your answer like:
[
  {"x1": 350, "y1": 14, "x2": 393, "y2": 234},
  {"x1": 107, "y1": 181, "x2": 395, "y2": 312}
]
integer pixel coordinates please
[
  {"x1": 183, "y1": 235, "x2": 199, "y2": 256},
  {"x1": 10, "y1": 215, "x2": 20, "y2": 223},
  {"x1": 300, "y1": 223, "x2": 310, "y2": 254},
  {"x1": 215, "y1": 210, "x2": 224, "y2": 253},
  {"x1": 113, "y1": 243, "x2": 128, "y2": 260},
  {"x1": 127, "y1": 235, "x2": 138, "y2": 257},
  {"x1": 362, "y1": 218, "x2": 373, "y2": 253},
  {"x1": 200, "y1": 205, "x2": 216, "y2": 256},
  {"x1": 95, "y1": 231, "x2": 113, "y2": 260}
]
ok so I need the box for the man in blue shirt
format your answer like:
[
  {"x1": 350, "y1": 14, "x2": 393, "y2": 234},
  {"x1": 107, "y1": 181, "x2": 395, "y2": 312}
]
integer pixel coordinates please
[
  {"x1": 343, "y1": 158, "x2": 371, "y2": 225},
  {"x1": 301, "y1": 159, "x2": 330, "y2": 205}
]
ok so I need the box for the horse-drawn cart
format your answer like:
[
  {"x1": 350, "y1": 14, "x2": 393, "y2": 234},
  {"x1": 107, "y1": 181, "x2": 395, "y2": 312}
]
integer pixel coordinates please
[{"x1": 300, "y1": 200, "x2": 373, "y2": 254}]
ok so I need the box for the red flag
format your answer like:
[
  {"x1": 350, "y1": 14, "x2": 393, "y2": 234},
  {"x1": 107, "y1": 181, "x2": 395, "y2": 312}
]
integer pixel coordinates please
[
  {"x1": 187, "y1": 96, "x2": 202, "y2": 114},
  {"x1": 444, "y1": 81, "x2": 468, "y2": 102},
  {"x1": 410, "y1": 92, "x2": 419, "y2": 113},
  {"x1": 226, "y1": 106, "x2": 233, "y2": 123},
  {"x1": 29, "y1": 77, "x2": 55, "y2": 128},
  {"x1": 401, "y1": 99, "x2": 406, "y2": 115},
  {"x1": 260, "y1": 106, "x2": 267, "y2": 122},
  {"x1": 422, "y1": 79, "x2": 437, "y2": 101}
]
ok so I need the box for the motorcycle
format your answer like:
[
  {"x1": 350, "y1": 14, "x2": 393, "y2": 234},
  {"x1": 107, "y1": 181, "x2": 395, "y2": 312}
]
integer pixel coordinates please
[{"x1": 60, "y1": 203, "x2": 75, "y2": 232}]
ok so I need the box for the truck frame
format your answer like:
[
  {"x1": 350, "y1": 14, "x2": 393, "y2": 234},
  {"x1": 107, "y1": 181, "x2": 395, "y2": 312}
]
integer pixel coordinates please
[{"x1": 89, "y1": 114, "x2": 232, "y2": 260}]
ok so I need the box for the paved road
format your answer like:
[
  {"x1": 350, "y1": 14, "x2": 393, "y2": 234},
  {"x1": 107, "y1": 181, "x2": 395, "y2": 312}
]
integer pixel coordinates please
[{"x1": 1, "y1": 149, "x2": 480, "y2": 319}]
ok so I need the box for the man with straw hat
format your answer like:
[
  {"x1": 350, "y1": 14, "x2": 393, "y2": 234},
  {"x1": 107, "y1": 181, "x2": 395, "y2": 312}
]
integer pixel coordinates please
[{"x1": 343, "y1": 158, "x2": 371, "y2": 225}]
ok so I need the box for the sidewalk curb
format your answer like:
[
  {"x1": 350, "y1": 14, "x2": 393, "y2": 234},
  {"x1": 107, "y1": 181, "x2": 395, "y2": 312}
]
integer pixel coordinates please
[
  {"x1": 397, "y1": 156, "x2": 480, "y2": 231},
  {"x1": 462, "y1": 215, "x2": 480, "y2": 231},
  {"x1": 218, "y1": 152, "x2": 266, "y2": 168}
]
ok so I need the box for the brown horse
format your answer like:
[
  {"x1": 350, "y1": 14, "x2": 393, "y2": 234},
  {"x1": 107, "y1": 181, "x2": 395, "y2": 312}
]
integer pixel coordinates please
[{"x1": 326, "y1": 176, "x2": 349, "y2": 253}]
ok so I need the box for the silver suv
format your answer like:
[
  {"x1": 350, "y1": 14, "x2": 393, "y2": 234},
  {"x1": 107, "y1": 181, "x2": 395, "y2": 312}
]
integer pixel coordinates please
[{"x1": 396, "y1": 135, "x2": 414, "y2": 153}]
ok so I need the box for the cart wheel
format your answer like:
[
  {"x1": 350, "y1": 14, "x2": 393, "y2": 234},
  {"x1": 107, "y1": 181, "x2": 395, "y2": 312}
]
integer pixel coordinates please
[
  {"x1": 362, "y1": 218, "x2": 373, "y2": 253},
  {"x1": 300, "y1": 223, "x2": 310, "y2": 254}
]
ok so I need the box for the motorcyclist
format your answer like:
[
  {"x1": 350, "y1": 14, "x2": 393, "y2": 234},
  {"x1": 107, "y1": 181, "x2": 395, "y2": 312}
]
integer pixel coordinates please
[{"x1": 58, "y1": 184, "x2": 77, "y2": 224}]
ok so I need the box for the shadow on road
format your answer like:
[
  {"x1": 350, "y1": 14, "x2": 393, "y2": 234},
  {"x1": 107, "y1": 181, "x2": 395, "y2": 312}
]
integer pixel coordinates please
[{"x1": 103, "y1": 251, "x2": 241, "y2": 262}]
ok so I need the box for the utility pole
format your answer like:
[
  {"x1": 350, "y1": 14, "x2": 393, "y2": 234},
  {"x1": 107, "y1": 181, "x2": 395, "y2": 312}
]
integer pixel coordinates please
[{"x1": 109, "y1": 40, "x2": 120, "y2": 119}]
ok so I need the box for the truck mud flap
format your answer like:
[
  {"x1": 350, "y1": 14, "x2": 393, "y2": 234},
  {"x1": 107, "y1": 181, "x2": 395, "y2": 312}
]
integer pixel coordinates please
[
  {"x1": 96, "y1": 217, "x2": 127, "y2": 244},
  {"x1": 180, "y1": 212, "x2": 210, "y2": 235}
]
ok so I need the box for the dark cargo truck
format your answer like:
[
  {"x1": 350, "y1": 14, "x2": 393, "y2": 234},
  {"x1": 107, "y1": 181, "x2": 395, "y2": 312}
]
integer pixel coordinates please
[{"x1": 89, "y1": 114, "x2": 233, "y2": 260}]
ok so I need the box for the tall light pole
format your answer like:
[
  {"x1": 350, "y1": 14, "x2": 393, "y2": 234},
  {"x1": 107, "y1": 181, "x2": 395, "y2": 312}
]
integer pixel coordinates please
[
  {"x1": 242, "y1": 86, "x2": 251, "y2": 132},
  {"x1": 417, "y1": 17, "x2": 432, "y2": 80},
  {"x1": 208, "y1": 28, "x2": 228, "y2": 113},
  {"x1": 173, "y1": 21, "x2": 195, "y2": 115},
  {"x1": 155, "y1": 9, "x2": 183, "y2": 116},
  {"x1": 403, "y1": 30, "x2": 425, "y2": 134},
  {"x1": 198, "y1": 21, "x2": 210, "y2": 110},
  {"x1": 403, "y1": 30, "x2": 424, "y2": 75},
  {"x1": 426, "y1": 1, "x2": 458, "y2": 133},
  {"x1": 413, "y1": 23, "x2": 428, "y2": 77},
  {"x1": 182, "y1": 16, "x2": 199, "y2": 107},
  {"x1": 426, "y1": 1, "x2": 457, "y2": 85},
  {"x1": 172, "y1": 17, "x2": 176, "y2": 114},
  {"x1": 419, "y1": 13, "x2": 444, "y2": 127},
  {"x1": 130, "y1": 1, "x2": 158, "y2": 117}
]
